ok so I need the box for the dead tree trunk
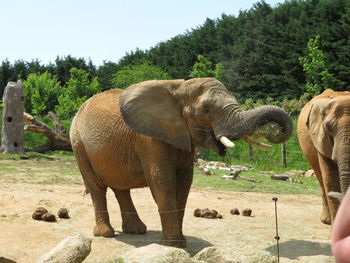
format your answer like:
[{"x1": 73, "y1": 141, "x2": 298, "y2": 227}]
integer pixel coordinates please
[
  {"x1": 0, "y1": 81, "x2": 25, "y2": 154},
  {"x1": 23, "y1": 111, "x2": 72, "y2": 153}
]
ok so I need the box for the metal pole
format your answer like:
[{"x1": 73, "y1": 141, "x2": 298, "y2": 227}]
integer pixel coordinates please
[{"x1": 272, "y1": 197, "x2": 280, "y2": 262}]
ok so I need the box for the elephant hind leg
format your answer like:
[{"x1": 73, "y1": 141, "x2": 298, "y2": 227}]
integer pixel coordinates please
[
  {"x1": 73, "y1": 143, "x2": 115, "y2": 237},
  {"x1": 112, "y1": 189, "x2": 147, "y2": 234}
]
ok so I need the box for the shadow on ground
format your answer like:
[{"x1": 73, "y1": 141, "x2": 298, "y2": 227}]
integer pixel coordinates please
[
  {"x1": 113, "y1": 230, "x2": 213, "y2": 256},
  {"x1": 265, "y1": 239, "x2": 332, "y2": 260}
]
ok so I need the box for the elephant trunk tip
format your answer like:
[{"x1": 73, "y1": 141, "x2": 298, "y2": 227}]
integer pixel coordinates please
[{"x1": 242, "y1": 105, "x2": 293, "y2": 144}]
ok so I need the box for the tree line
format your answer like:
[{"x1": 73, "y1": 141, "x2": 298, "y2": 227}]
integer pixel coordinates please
[{"x1": 1, "y1": 0, "x2": 349, "y2": 111}]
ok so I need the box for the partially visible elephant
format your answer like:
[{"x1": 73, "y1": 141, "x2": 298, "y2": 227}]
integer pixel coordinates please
[
  {"x1": 297, "y1": 89, "x2": 350, "y2": 225},
  {"x1": 70, "y1": 78, "x2": 293, "y2": 247}
]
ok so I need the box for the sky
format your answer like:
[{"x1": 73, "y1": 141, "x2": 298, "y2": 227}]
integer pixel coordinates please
[{"x1": 0, "y1": 0, "x2": 285, "y2": 66}]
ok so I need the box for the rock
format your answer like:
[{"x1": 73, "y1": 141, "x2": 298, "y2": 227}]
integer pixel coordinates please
[
  {"x1": 194, "y1": 208, "x2": 222, "y2": 219},
  {"x1": 33, "y1": 207, "x2": 49, "y2": 221},
  {"x1": 304, "y1": 169, "x2": 315, "y2": 177},
  {"x1": 242, "y1": 209, "x2": 252, "y2": 217},
  {"x1": 58, "y1": 208, "x2": 69, "y2": 219},
  {"x1": 230, "y1": 169, "x2": 241, "y2": 177},
  {"x1": 35, "y1": 207, "x2": 48, "y2": 215},
  {"x1": 194, "y1": 208, "x2": 202, "y2": 217},
  {"x1": 203, "y1": 168, "x2": 212, "y2": 176},
  {"x1": 0, "y1": 252, "x2": 16, "y2": 263},
  {"x1": 193, "y1": 246, "x2": 231, "y2": 263},
  {"x1": 230, "y1": 208, "x2": 240, "y2": 215},
  {"x1": 41, "y1": 213, "x2": 56, "y2": 222},
  {"x1": 200, "y1": 208, "x2": 210, "y2": 217},
  {"x1": 36, "y1": 233, "x2": 92, "y2": 263},
  {"x1": 121, "y1": 243, "x2": 192, "y2": 263},
  {"x1": 32, "y1": 212, "x2": 43, "y2": 220}
]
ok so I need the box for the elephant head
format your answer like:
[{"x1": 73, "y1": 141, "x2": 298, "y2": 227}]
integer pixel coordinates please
[
  {"x1": 307, "y1": 94, "x2": 350, "y2": 198},
  {"x1": 119, "y1": 78, "x2": 293, "y2": 155}
]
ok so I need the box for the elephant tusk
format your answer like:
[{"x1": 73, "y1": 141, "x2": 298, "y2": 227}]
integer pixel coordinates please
[
  {"x1": 243, "y1": 136, "x2": 272, "y2": 149},
  {"x1": 219, "y1": 136, "x2": 235, "y2": 148}
]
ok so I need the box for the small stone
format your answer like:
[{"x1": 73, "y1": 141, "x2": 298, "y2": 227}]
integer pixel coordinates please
[
  {"x1": 32, "y1": 212, "x2": 43, "y2": 220},
  {"x1": 304, "y1": 169, "x2": 315, "y2": 177},
  {"x1": 242, "y1": 209, "x2": 252, "y2": 217},
  {"x1": 41, "y1": 213, "x2": 56, "y2": 222},
  {"x1": 200, "y1": 208, "x2": 210, "y2": 217},
  {"x1": 58, "y1": 208, "x2": 70, "y2": 219},
  {"x1": 194, "y1": 208, "x2": 202, "y2": 217},
  {"x1": 203, "y1": 168, "x2": 212, "y2": 176},
  {"x1": 217, "y1": 214, "x2": 223, "y2": 219},
  {"x1": 35, "y1": 207, "x2": 48, "y2": 215},
  {"x1": 230, "y1": 208, "x2": 240, "y2": 215}
]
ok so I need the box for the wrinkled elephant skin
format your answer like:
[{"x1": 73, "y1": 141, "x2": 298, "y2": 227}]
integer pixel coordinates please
[{"x1": 70, "y1": 78, "x2": 292, "y2": 247}]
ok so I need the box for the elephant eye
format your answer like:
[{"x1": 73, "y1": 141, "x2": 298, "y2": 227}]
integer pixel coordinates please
[
  {"x1": 202, "y1": 106, "x2": 210, "y2": 114},
  {"x1": 324, "y1": 120, "x2": 334, "y2": 132}
]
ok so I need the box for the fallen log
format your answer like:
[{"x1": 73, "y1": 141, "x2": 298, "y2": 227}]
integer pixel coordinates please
[
  {"x1": 23, "y1": 111, "x2": 72, "y2": 153},
  {"x1": 271, "y1": 174, "x2": 290, "y2": 181}
]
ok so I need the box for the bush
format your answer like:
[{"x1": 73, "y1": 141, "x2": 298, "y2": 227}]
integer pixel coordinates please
[
  {"x1": 55, "y1": 68, "x2": 101, "y2": 119},
  {"x1": 23, "y1": 72, "x2": 61, "y2": 115}
]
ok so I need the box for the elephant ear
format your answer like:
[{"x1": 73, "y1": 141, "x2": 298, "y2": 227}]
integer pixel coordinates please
[
  {"x1": 119, "y1": 80, "x2": 191, "y2": 151},
  {"x1": 307, "y1": 98, "x2": 333, "y2": 158}
]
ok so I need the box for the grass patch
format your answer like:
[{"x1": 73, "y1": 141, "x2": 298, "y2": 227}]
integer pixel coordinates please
[
  {"x1": 192, "y1": 167, "x2": 320, "y2": 195},
  {"x1": 0, "y1": 153, "x2": 81, "y2": 185}
]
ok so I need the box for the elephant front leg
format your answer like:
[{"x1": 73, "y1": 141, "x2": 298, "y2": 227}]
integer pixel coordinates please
[
  {"x1": 176, "y1": 164, "x2": 194, "y2": 237},
  {"x1": 318, "y1": 153, "x2": 341, "y2": 223},
  {"x1": 112, "y1": 189, "x2": 147, "y2": 234},
  {"x1": 149, "y1": 177, "x2": 186, "y2": 248}
]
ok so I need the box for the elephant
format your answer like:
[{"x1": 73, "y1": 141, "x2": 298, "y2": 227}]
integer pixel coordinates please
[
  {"x1": 297, "y1": 89, "x2": 350, "y2": 226},
  {"x1": 70, "y1": 78, "x2": 293, "y2": 247}
]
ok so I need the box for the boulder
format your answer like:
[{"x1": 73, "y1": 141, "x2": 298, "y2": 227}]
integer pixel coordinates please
[
  {"x1": 193, "y1": 246, "x2": 232, "y2": 263},
  {"x1": 121, "y1": 243, "x2": 192, "y2": 263},
  {"x1": 36, "y1": 234, "x2": 92, "y2": 263},
  {"x1": 0, "y1": 252, "x2": 16, "y2": 263}
]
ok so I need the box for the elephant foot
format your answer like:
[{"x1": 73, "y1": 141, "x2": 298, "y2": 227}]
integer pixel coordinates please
[
  {"x1": 321, "y1": 214, "x2": 331, "y2": 225},
  {"x1": 162, "y1": 234, "x2": 186, "y2": 248},
  {"x1": 122, "y1": 217, "x2": 147, "y2": 234},
  {"x1": 93, "y1": 223, "x2": 115, "y2": 237}
]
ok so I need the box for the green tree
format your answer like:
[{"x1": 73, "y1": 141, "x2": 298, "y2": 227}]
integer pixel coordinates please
[
  {"x1": 189, "y1": 55, "x2": 223, "y2": 80},
  {"x1": 55, "y1": 68, "x2": 100, "y2": 119},
  {"x1": 112, "y1": 61, "x2": 170, "y2": 90},
  {"x1": 299, "y1": 35, "x2": 337, "y2": 96},
  {"x1": 23, "y1": 72, "x2": 61, "y2": 115}
]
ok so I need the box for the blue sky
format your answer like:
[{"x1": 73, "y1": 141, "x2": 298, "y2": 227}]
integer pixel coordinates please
[{"x1": 0, "y1": 0, "x2": 284, "y2": 66}]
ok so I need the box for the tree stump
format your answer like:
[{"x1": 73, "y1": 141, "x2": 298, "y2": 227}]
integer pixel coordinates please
[{"x1": 0, "y1": 81, "x2": 25, "y2": 154}]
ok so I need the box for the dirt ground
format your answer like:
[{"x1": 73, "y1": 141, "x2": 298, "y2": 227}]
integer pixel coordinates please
[{"x1": 0, "y1": 160, "x2": 334, "y2": 263}]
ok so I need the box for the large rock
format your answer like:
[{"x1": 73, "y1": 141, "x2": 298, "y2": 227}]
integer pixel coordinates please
[
  {"x1": 0, "y1": 252, "x2": 16, "y2": 263},
  {"x1": 193, "y1": 246, "x2": 232, "y2": 263},
  {"x1": 121, "y1": 243, "x2": 192, "y2": 263},
  {"x1": 36, "y1": 234, "x2": 92, "y2": 263}
]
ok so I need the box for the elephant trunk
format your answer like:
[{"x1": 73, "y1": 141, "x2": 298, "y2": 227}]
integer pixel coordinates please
[
  {"x1": 214, "y1": 104, "x2": 293, "y2": 144},
  {"x1": 337, "y1": 137, "x2": 350, "y2": 195},
  {"x1": 239, "y1": 105, "x2": 293, "y2": 143}
]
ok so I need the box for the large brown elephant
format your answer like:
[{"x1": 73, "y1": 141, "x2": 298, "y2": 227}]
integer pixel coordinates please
[
  {"x1": 70, "y1": 78, "x2": 292, "y2": 247},
  {"x1": 297, "y1": 89, "x2": 350, "y2": 226}
]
